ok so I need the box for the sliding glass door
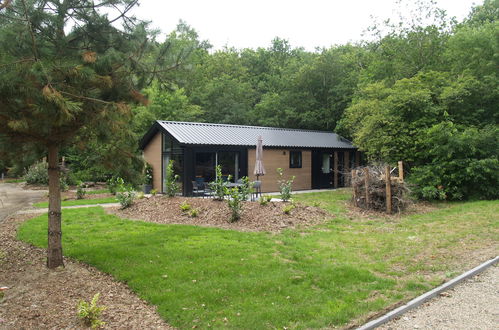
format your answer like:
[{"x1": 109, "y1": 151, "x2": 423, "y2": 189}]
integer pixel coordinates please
[{"x1": 194, "y1": 151, "x2": 239, "y2": 184}]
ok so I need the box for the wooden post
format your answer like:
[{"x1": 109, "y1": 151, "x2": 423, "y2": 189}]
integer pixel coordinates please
[
  {"x1": 333, "y1": 151, "x2": 338, "y2": 188},
  {"x1": 351, "y1": 169, "x2": 357, "y2": 206},
  {"x1": 364, "y1": 167, "x2": 370, "y2": 208},
  {"x1": 344, "y1": 152, "x2": 350, "y2": 186},
  {"x1": 398, "y1": 161, "x2": 404, "y2": 182},
  {"x1": 385, "y1": 165, "x2": 392, "y2": 213}
]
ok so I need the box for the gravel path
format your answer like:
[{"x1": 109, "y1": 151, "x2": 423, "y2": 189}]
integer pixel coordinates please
[
  {"x1": 0, "y1": 183, "x2": 45, "y2": 221},
  {"x1": 380, "y1": 264, "x2": 499, "y2": 329}
]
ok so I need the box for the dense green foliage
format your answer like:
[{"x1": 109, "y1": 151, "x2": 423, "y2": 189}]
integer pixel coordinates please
[{"x1": 18, "y1": 195, "x2": 499, "y2": 328}]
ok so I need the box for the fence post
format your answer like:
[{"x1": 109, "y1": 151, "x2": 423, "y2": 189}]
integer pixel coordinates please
[
  {"x1": 351, "y1": 169, "x2": 357, "y2": 206},
  {"x1": 385, "y1": 165, "x2": 392, "y2": 213},
  {"x1": 364, "y1": 167, "x2": 370, "y2": 208},
  {"x1": 398, "y1": 161, "x2": 404, "y2": 182}
]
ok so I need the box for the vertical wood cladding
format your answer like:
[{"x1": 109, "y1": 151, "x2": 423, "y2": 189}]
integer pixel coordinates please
[
  {"x1": 248, "y1": 148, "x2": 312, "y2": 193},
  {"x1": 143, "y1": 132, "x2": 162, "y2": 191}
]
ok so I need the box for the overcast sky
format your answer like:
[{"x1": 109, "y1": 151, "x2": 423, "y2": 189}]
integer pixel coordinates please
[{"x1": 130, "y1": 0, "x2": 479, "y2": 51}]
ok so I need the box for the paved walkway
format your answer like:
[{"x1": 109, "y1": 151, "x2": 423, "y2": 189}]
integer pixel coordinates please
[
  {"x1": 0, "y1": 183, "x2": 46, "y2": 221},
  {"x1": 379, "y1": 265, "x2": 499, "y2": 329},
  {"x1": 17, "y1": 202, "x2": 120, "y2": 214}
]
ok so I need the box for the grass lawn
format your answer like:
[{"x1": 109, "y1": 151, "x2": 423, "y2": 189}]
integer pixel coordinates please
[
  {"x1": 18, "y1": 190, "x2": 498, "y2": 329},
  {"x1": 3, "y1": 178, "x2": 24, "y2": 183},
  {"x1": 33, "y1": 196, "x2": 117, "y2": 208},
  {"x1": 85, "y1": 188, "x2": 110, "y2": 195}
]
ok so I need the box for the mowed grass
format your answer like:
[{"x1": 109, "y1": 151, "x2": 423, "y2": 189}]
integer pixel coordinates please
[
  {"x1": 18, "y1": 191, "x2": 499, "y2": 329},
  {"x1": 33, "y1": 196, "x2": 117, "y2": 208}
]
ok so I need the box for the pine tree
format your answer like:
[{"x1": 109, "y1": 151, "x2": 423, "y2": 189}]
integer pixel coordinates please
[{"x1": 0, "y1": 0, "x2": 154, "y2": 268}]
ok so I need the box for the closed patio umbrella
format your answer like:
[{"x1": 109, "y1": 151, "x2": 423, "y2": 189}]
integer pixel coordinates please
[{"x1": 254, "y1": 135, "x2": 266, "y2": 180}]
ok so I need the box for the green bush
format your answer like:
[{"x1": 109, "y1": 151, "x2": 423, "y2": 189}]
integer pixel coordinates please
[
  {"x1": 283, "y1": 204, "x2": 296, "y2": 215},
  {"x1": 115, "y1": 179, "x2": 135, "y2": 209},
  {"x1": 165, "y1": 160, "x2": 180, "y2": 197},
  {"x1": 180, "y1": 201, "x2": 191, "y2": 212},
  {"x1": 76, "y1": 181, "x2": 86, "y2": 200},
  {"x1": 259, "y1": 195, "x2": 272, "y2": 206},
  {"x1": 227, "y1": 187, "x2": 243, "y2": 222},
  {"x1": 106, "y1": 177, "x2": 121, "y2": 195},
  {"x1": 77, "y1": 293, "x2": 106, "y2": 328},
  {"x1": 189, "y1": 208, "x2": 199, "y2": 217},
  {"x1": 211, "y1": 165, "x2": 229, "y2": 201},
  {"x1": 24, "y1": 162, "x2": 48, "y2": 185},
  {"x1": 144, "y1": 163, "x2": 153, "y2": 185},
  {"x1": 410, "y1": 123, "x2": 498, "y2": 200},
  {"x1": 277, "y1": 168, "x2": 295, "y2": 202},
  {"x1": 150, "y1": 189, "x2": 157, "y2": 196}
]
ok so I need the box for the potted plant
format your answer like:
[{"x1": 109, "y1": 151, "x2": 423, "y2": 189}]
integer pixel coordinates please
[{"x1": 143, "y1": 163, "x2": 153, "y2": 194}]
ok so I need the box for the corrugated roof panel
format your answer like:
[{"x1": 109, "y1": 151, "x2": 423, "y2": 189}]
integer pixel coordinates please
[{"x1": 157, "y1": 121, "x2": 355, "y2": 149}]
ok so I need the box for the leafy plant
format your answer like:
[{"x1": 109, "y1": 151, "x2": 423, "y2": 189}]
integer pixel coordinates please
[
  {"x1": 283, "y1": 204, "x2": 296, "y2": 215},
  {"x1": 150, "y1": 189, "x2": 157, "y2": 196},
  {"x1": 165, "y1": 160, "x2": 180, "y2": 197},
  {"x1": 259, "y1": 195, "x2": 272, "y2": 206},
  {"x1": 136, "y1": 192, "x2": 145, "y2": 199},
  {"x1": 180, "y1": 201, "x2": 191, "y2": 212},
  {"x1": 237, "y1": 176, "x2": 252, "y2": 201},
  {"x1": 189, "y1": 208, "x2": 199, "y2": 217},
  {"x1": 77, "y1": 293, "x2": 106, "y2": 328},
  {"x1": 59, "y1": 177, "x2": 69, "y2": 192},
  {"x1": 76, "y1": 181, "x2": 86, "y2": 200},
  {"x1": 144, "y1": 163, "x2": 153, "y2": 185},
  {"x1": 211, "y1": 165, "x2": 230, "y2": 201},
  {"x1": 227, "y1": 187, "x2": 243, "y2": 222},
  {"x1": 23, "y1": 162, "x2": 48, "y2": 185},
  {"x1": 312, "y1": 201, "x2": 322, "y2": 208},
  {"x1": 106, "y1": 177, "x2": 122, "y2": 195},
  {"x1": 115, "y1": 179, "x2": 135, "y2": 209},
  {"x1": 277, "y1": 168, "x2": 295, "y2": 202}
]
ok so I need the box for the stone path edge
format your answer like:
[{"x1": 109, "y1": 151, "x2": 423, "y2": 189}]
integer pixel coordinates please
[{"x1": 357, "y1": 255, "x2": 499, "y2": 330}]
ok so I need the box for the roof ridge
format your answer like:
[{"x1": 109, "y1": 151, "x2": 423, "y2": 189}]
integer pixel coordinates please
[{"x1": 158, "y1": 120, "x2": 338, "y2": 134}]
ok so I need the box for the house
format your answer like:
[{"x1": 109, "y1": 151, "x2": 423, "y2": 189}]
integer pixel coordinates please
[{"x1": 139, "y1": 121, "x2": 359, "y2": 195}]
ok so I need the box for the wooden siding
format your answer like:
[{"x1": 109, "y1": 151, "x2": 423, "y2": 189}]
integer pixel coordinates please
[
  {"x1": 248, "y1": 149, "x2": 312, "y2": 193},
  {"x1": 143, "y1": 132, "x2": 162, "y2": 192}
]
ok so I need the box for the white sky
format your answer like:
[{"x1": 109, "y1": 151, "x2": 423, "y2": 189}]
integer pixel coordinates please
[{"x1": 131, "y1": 0, "x2": 480, "y2": 51}]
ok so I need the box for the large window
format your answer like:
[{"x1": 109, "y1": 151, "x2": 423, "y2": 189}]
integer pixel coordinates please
[
  {"x1": 195, "y1": 151, "x2": 239, "y2": 183},
  {"x1": 289, "y1": 151, "x2": 302, "y2": 168}
]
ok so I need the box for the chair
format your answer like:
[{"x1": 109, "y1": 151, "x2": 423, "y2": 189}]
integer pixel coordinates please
[
  {"x1": 252, "y1": 181, "x2": 262, "y2": 201},
  {"x1": 192, "y1": 181, "x2": 205, "y2": 197}
]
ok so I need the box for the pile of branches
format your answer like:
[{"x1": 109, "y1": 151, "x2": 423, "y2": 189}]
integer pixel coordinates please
[{"x1": 350, "y1": 164, "x2": 410, "y2": 213}]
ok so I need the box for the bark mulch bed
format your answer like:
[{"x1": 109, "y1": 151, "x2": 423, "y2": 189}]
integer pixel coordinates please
[
  {"x1": 0, "y1": 214, "x2": 172, "y2": 329},
  {"x1": 111, "y1": 196, "x2": 330, "y2": 232}
]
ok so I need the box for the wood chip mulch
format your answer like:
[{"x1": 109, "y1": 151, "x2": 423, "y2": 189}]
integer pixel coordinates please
[
  {"x1": 0, "y1": 214, "x2": 172, "y2": 329},
  {"x1": 111, "y1": 196, "x2": 330, "y2": 232}
]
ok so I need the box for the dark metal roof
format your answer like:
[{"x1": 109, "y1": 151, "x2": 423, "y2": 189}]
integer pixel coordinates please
[{"x1": 147, "y1": 121, "x2": 355, "y2": 149}]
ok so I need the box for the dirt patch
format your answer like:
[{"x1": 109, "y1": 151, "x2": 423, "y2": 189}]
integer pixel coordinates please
[
  {"x1": 0, "y1": 214, "x2": 172, "y2": 329},
  {"x1": 111, "y1": 196, "x2": 330, "y2": 232}
]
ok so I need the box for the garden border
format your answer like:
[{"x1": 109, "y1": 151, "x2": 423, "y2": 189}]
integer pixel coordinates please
[{"x1": 357, "y1": 255, "x2": 499, "y2": 330}]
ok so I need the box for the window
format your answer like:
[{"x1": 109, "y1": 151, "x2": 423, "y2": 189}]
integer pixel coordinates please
[{"x1": 289, "y1": 151, "x2": 302, "y2": 168}]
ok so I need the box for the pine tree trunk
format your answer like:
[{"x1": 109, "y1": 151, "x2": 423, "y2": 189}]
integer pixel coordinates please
[{"x1": 47, "y1": 144, "x2": 64, "y2": 269}]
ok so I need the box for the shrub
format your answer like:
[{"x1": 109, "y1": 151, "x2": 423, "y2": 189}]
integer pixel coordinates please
[
  {"x1": 237, "y1": 176, "x2": 251, "y2": 201},
  {"x1": 115, "y1": 179, "x2": 135, "y2": 209},
  {"x1": 227, "y1": 187, "x2": 243, "y2": 222},
  {"x1": 59, "y1": 177, "x2": 69, "y2": 192},
  {"x1": 211, "y1": 165, "x2": 229, "y2": 201},
  {"x1": 77, "y1": 293, "x2": 106, "y2": 328},
  {"x1": 283, "y1": 204, "x2": 296, "y2": 215},
  {"x1": 24, "y1": 162, "x2": 48, "y2": 185},
  {"x1": 165, "y1": 160, "x2": 180, "y2": 197},
  {"x1": 277, "y1": 168, "x2": 295, "y2": 202},
  {"x1": 76, "y1": 181, "x2": 86, "y2": 200},
  {"x1": 106, "y1": 177, "x2": 121, "y2": 195},
  {"x1": 312, "y1": 201, "x2": 322, "y2": 208},
  {"x1": 259, "y1": 195, "x2": 272, "y2": 206},
  {"x1": 189, "y1": 208, "x2": 199, "y2": 217},
  {"x1": 410, "y1": 123, "x2": 499, "y2": 200},
  {"x1": 180, "y1": 201, "x2": 191, "y2": 212},
  {"x1": 144, "y1": 163, "x2": 153, "y2": 185},
  {"x1": 150, "y1": 189, "x2": 157, "y2": 196}
]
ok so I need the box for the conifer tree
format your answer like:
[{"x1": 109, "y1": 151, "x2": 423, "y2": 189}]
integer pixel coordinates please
[{"x1": 0, "y1": 0, "x2": 156, "y2": 268}]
